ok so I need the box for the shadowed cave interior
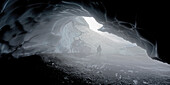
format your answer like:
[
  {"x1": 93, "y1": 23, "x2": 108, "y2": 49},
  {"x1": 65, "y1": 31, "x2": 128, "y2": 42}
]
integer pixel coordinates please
[{"x1": 0, "y1": 0, "x2": 170, "y2": 85}]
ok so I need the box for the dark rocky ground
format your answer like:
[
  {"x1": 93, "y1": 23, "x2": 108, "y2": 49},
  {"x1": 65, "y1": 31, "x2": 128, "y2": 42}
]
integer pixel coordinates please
[
  {"x1": 41, "y1": 53, "x2": 170, "y2": 85},
  {"x1": 0, "y1": 54, "x2": 88, "y2": 85},
  {"x1": 1, "y1": 53, "x2": 170, "y2": 85}
]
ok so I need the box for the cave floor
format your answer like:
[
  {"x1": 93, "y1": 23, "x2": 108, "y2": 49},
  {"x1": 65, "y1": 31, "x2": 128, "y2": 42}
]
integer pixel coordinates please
[{"x1": 41, "y1": 53, "x2": 170, "y2": 85}]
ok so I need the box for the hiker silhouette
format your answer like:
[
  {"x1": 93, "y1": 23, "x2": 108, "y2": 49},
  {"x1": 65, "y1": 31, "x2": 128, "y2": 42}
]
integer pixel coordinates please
[{"x1": 97, "y1": 45, "x2": 102, "y2": 56}]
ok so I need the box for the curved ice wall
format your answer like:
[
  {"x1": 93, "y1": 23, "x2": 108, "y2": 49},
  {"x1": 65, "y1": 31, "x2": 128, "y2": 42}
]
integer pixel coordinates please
[{"x1": 0, "y1": 0, "x2": 157, "y2": 59}]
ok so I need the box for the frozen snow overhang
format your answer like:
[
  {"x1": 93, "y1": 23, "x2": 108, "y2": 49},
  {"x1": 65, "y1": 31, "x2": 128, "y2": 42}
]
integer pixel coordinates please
[{"x1": 0, "y1": 0, "x2": 159, "y2": 61}]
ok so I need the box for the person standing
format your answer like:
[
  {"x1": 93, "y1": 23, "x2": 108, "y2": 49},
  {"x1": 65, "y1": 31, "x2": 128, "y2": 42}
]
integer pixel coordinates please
[{"x1": 97, "y1": 45, "x2": 102, "y2": 56}]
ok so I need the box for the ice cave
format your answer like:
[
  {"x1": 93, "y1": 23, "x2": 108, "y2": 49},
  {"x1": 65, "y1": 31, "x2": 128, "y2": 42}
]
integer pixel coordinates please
[{"x1": 0, "y1": 0, "x2": 170, "y2": 84}]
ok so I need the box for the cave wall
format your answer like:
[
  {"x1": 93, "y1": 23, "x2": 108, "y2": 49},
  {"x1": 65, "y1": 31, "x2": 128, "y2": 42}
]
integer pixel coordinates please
[{"x1": 0, "y1": 0, "x2": 159, "y2": 62}]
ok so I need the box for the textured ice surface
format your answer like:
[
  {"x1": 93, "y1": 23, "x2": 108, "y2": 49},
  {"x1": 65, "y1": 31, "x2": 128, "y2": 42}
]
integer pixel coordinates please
[{"x1": 0, "y1": 1, "x2": 157, "y2": 59}]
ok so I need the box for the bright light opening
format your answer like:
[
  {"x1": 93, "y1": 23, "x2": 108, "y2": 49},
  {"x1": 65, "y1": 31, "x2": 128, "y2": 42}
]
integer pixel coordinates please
[
  {"x1": 83, "y1": 17, "x2": 103, "y2": 32},
  {"x1": 82, "y1": 16, "x2": 136, "y2": 45}
]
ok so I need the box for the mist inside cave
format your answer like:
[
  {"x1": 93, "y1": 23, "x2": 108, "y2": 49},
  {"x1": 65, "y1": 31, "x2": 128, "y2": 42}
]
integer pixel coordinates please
[
  {"x1": 39, "y1": 16, "x2": 170, "y2": 84},
  {"x1": 0, "y1": 0, "x2": 170, "y2": 84}
]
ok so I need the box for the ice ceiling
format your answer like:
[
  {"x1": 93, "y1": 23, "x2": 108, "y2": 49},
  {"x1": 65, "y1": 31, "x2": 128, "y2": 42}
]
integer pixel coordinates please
[{"x1": 0, "y1": 1, "x2": 157, "y2": 59}]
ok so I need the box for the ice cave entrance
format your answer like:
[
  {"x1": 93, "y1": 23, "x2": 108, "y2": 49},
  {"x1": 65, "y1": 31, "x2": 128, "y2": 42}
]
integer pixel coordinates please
[
  {"x1": 68, "y1": 16, "x2": 170, "y2": 71},
  {"x1": 49, "y1": 16, "x2": 170, "y2": 77},
  {"x1": 81, "y1": 16, "x2": 143, "y2": 56},
  {"x1": 80, "y1": 16, "x2": 169, "y2": 68},
  {"x1": 82, "y1": 17, "x2": 103, "y2": 33}
]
